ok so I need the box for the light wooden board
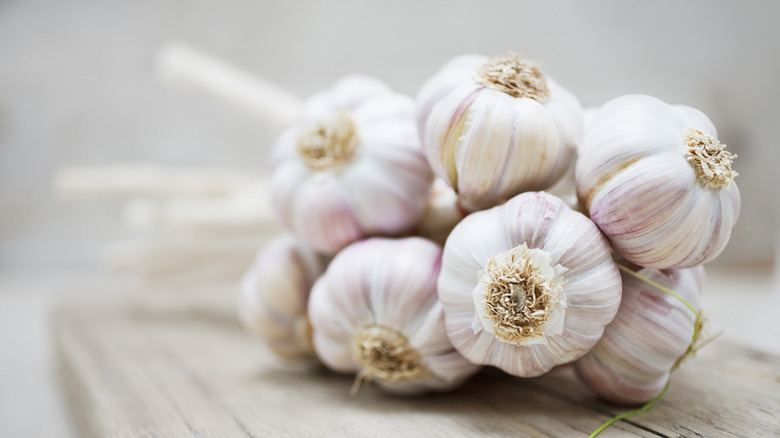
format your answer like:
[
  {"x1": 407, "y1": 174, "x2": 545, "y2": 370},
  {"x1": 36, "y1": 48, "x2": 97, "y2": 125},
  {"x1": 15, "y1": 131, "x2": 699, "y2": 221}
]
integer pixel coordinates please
[{"x1": 56, "y1": 304, "x2": 780, "y2": 438}]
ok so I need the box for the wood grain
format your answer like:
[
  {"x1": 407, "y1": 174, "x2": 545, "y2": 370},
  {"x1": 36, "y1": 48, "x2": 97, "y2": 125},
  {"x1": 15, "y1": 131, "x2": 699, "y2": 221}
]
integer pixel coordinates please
[{"x1": 56, "y1": 304, "x2": 780, "y2": 438}]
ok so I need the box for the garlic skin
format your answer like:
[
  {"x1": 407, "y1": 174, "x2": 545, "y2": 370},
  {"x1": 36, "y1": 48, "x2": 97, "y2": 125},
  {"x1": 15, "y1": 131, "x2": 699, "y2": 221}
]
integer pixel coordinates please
[
  {"x1": 308, "y1": 237, "x2": 480, "y2": 395},
  {"x1": 271, "y1": 75, "x2": 434, "y2": 254},
  {"x1": 239, "y1": 235, "x2": 327, "y2": 360},
  {"x1": 412, "y1": 178, "x2": 468, "y2": 246},
  {"x1": 582, "y1": 106, "x2": 600, "y2": 129},
  {"x1": 438, "y1": 191, "x2": 622, "y2": 377},
  {"x1": 574, "y1": 265, "x2": 705, "y2": 405},
  {"x1": 416, "y1": 53, "x2": 583, "y2": 211},
  {"x1": 576, "y1": 94, "x2": 740, "y2": 269}
]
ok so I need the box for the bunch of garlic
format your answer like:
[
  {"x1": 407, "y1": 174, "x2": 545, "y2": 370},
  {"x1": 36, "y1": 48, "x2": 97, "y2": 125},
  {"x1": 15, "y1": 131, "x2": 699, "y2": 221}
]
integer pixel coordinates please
[
  {"x1": 233, "y1": 52, "x2": 740, "y2": 426},
  {"x1": 437, "y1": 191, "x2": 622, "y2": 377},
  {"x1": 416, "y1": 53, "x2": 582, "y2": 211},
  {"x1": 308, "y1": 237, "x2": 480, "y2": 394},
  {"x1": 239, "y1": 234, "x2": 328, "y2": 360},
  {"x1": 576, "y1": 94, "x2": 740, "y2": 269},
  {"x1": 270, "y1": 74, "x2": 434, "y2": 254},
  {"x1": 575, "y1": 264, "x2": 705, "y2": 405}
]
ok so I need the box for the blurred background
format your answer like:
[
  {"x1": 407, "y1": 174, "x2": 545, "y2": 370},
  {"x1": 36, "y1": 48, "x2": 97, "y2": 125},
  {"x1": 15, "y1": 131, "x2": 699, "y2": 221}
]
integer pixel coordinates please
[{"x1": 1, "y1": 1, "x2": 778, "y2": 437}]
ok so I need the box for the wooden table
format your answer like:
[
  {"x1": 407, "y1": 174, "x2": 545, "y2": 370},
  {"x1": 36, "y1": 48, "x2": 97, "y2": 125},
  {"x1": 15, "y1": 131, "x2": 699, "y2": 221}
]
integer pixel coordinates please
[{"x1": 57, "y1": 303, "x2": 780, "y2": 437}]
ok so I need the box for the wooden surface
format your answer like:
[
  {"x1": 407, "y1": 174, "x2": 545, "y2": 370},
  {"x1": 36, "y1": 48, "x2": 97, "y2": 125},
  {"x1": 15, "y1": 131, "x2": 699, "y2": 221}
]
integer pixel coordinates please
[{"x1": 56, "y1": 303, "x2": 780, "y2": 438}]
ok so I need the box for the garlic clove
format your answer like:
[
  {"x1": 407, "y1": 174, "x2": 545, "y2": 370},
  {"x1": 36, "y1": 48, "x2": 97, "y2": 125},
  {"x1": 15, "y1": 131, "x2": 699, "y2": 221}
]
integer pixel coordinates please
[
  {"x1": 268, "y1": 160, "x2": 307, "y2": 229},
  {"x1": 576, "y1": 94, "x2": 740, "y2": 268},
  {"x1": 311, "y1": 329, "x2": 354, "y2": 373},
  {"x1": 415, "y1": 54, "x2": 484, "y2": 135},
  {"x1": 368, "y1": 255, "x2": 441, "y2": 334},
  {"x1": 239, "y1": 235, "x2": 327, "y2": 360},
  {"x1": 289, "y1": 174, "x2": 365, "y2": 254},
  {"x1": 672, "y1": 104, "x2": 717, "y2": 138},
  {"x1": 309, "y1": 237, "x2": 480, "y2": 394},
  {"x1": 312, "y1": 247, "x2": 378, "y2": 333},
  {"x1": 575, "y1": 265, "x2": 704, "y2": 405},
  {"x1": 454, "y1": 93, "x2": 561, "y2": 210},
  {"x1": 352, "y1": 92, "x2": 416, "y2": 125},
  {"x1": 438, "y1": 191, "x2": 622, "y2": 377},
  {"x1": 299, "y1": 74, "x2": 392, "y2": 124},
  {"x1": 339, "y1": 96, "x2": 434, "y2": 236},
  {"x1": 418, "y1": 81, "x2": 484, "y2": 188},
  {"x1": 406, "y1": 301, "x2": 452, "y2": 356},
  {"x1": 543, "y1": 78, "x2": 584, "y2": 149}
]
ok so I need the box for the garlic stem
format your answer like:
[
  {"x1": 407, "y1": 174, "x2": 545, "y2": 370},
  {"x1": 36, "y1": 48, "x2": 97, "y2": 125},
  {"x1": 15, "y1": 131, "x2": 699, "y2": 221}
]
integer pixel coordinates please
[
  {"x1": 588, "y1": 378, "x2": 671, "y2": 438},
  {"x1": 157, "y1": 41, "x2": 301, "y2": 129},
  {"x1": 684, "y1": 128, "x2": 738, "y2": 190},
  {"x1": 618, "y1": 265, "x2": 698, "y2": 325},
  {"x1": 589, "y1": 333, "x2": 723, "y2": 438},
  {"x1": 474, "y1": 53, "x2": 550, "y2": 102},
  {"x1": 53, "y1": 164, "x2": 259, "y2": 199},
  {"x1": 589, "y1": 264, "x2": 710, "y2": 437},
  {"x1": 296, "y1": 111, "x2": 359, "y2": 171}
]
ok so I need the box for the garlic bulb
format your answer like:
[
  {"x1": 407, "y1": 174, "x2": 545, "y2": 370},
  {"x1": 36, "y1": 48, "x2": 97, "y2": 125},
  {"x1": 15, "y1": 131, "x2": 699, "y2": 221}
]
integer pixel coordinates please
[
  {"x1": 308, "y1": 237, "x2": 480, "y2": 394},
  {"x1": 416, "y1": 53, "x2": 583, "y2": 211},
  {"x1": 582, "y1": 106, "x2": 600, "y2": 129},
  {"x1": 575, "y1": 264, "x2": 705, "y2": 405},
  {"x1": 438, "y1": 191, "x2": 622, "y2": 377},
  {"x1": 239, "y1": 235, "x2": 327, "y2": 360},
  {"x1": 412, "y1": 178, "x2": 468, "y2": 246},
  {"x1": 270, "y1": 75, "x2": 434, "y2": 254},
  {"x1": 576, "y1": 94, "x2": 740, "y2": 269}
]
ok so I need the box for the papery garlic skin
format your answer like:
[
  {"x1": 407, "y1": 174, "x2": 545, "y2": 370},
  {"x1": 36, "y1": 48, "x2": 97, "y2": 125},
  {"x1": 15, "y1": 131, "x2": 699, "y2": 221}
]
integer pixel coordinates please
[
  {"x1": 582, "y1": 106, "x2": 599, "y2": 130},
  {"x1": 416, "y1": 53, "x2": 583, "y2": 211},
  {"x1": 438, "y1": 191, "x2": 622, "y2": 377},
  {"x1": 576, "y1": 94, "x2": 740, "y2": 269},
  {"x1": 574, "y1": 265, "x2": 704, "y2": 405},
  {"x1": 412, "y1": 178, "x2": 468, "y2": 246},
  {"x1": 308, "y1": 237, "x2": 480, "y2": 395},
  {"x1": 239, "y1": 235, "x2": 327, "y2": 360},
  {"x1": 271, "y1": 75, "x2": 434, "y2": 254}
]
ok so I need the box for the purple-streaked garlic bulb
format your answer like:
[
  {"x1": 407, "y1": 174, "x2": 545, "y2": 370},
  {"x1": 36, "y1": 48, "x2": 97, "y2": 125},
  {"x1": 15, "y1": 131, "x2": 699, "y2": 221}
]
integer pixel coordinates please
[
  {"x1": 575, "y1": 265, "x2": 705, "y2": 405},
  {"x1": 308, "y1": 237, "x2": 480, "y2": 395},
  {"x1": 239, "y1": 234, "x2": 328, "y2": 360},
  {"x1": 576, "y1": 94, "x2": 740, "y2": 269},
  {"x1": 438, "y1": 191, "x2": 622, "y2": 377},
  {"x1": 270, "y1": 75, "x2": 434, "y2": 254},
  {"x1": 416, "y1": 53, "x2": 582, "y2": 212}
]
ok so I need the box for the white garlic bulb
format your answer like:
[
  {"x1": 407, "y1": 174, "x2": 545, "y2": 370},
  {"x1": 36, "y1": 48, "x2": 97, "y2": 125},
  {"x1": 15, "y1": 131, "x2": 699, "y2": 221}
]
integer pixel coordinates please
[
  {"x1": 582, "y1": 106, "x2": 600, "y2": 129},
  {"x1": 438, "y1": 191, "x2": 622, "y2": 377},
  {"x1": 412, "y1": 178, "x2": 468, "y2": 246},
  {"x1": 575, "y1": 264, "x2": 705, "y2": 405},
  {"x1": 270, "y1": 75, "x2": 434, "y2": 254},
  {"x1": 308, "y1": 237, "x2": 480, "y2": 395},
  {"x1": 239, "y1": 234, "x2": 327, "y2": 360},
  {"x1": 416, "y1": 53, "x2": 583, "y2": 211},
  {"x1": 576, "y1": 94, "x2": 740, "y2": 269}
]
